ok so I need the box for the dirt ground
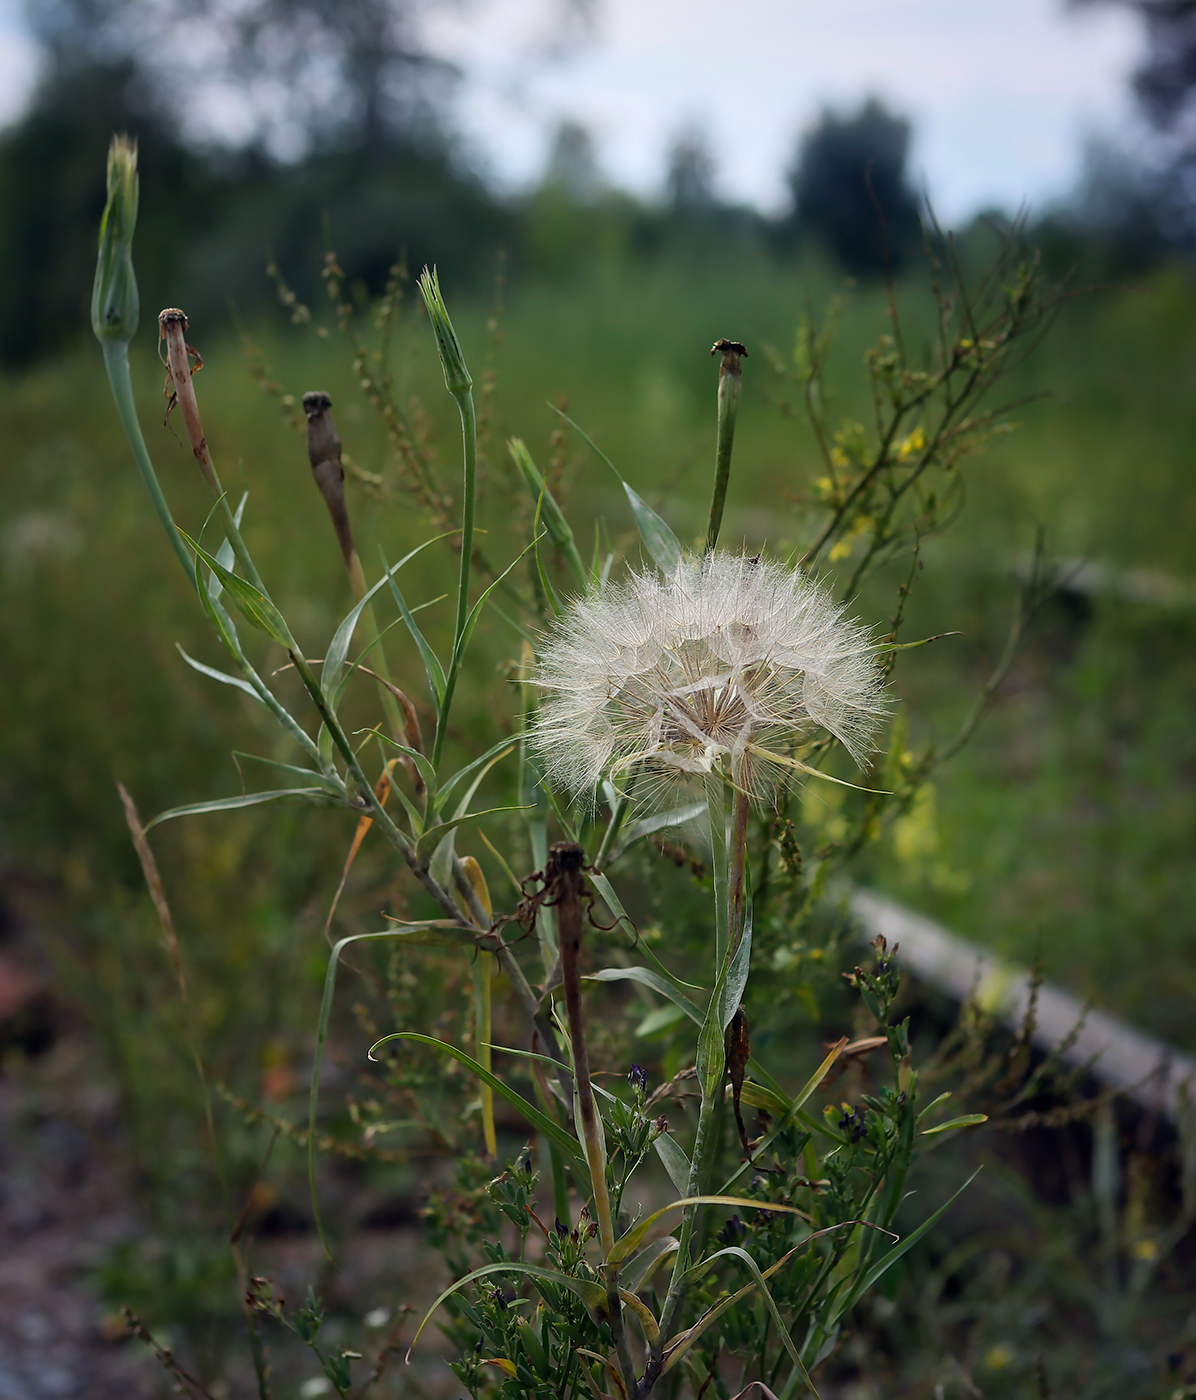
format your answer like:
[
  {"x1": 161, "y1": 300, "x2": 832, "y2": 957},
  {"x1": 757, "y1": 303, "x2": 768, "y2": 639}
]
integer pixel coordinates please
[
  {"x1": 0, "y1": 1015, "x2": 160, "y2": 1399},
  {"x1": 0, "y1": 934, "x2": 464, "y2": 1400}
]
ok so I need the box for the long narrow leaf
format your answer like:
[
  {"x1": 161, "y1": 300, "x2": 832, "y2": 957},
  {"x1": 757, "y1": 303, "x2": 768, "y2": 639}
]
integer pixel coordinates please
[
  {"x1": 384, "y1": 564, "x2": 446, "y2": 704},
  {"x1": 653, "y1": 1133, "x2": 693, "y2": 1196},
  {"x1": 509, "y1": 438, "x2": 589, "y2": 590},
  {"x1": 587, "y1": 870, "x2": 705, "y2": 992},
  {"x1": 625, "y1": 1235, "x2": 680, "y2": 1293},
  {"x1": 436, "y1": 736, "x2": 520, "y2": 815},
  {"x1": 308, "y1": 927, "x2": 480, "y2": 1255},
  {"x1": 232, "y1": 752, "x2": 347, "y2": 797},
  {"x1": 833, "y1": 1169, "x2": 982, "y2": 1323},
  {"x1": 609, "y1": 801, "x2": 705, "y2": 860},
  {"x1": 660, "y1": 1246, "x2": 802, "y2": 1379},
  {"x1": 606, "y1": 1196, "x2": 806, "y2": 1268},
  {"x1": 415, "y1": 803, "x2": 532, "y2": 860},
  {"x1": 584, "y1": 967, "x2": 702, "y2": 1024},
  {"x1": 408, "y1": 1260, "x2": 606, "y2": 1358},
  {"x1": 719, "y1": 1039, "x2": 848, "y2": 1194},
  {"x1": 145, "y1": 787, "x2": 332, "y2": 830},
  {"x1": 368, "y1": 1031, "x2": 588, "y2": 1180},
  {"x1": 176, "y1": 645, "x2": 263, "y2": 704},
  {"x1": 324, "y1": 533, "x2": 454, "y2": 702},
  {"x1": 549, "y1": 403, "x2": 683, "y2": 576},
  {"x1": 694, "y1": 1245, "x2": 820, "y2": 1396},
  {"x1": 181, "y1": 532, "x2": 294, "y2": 648}
]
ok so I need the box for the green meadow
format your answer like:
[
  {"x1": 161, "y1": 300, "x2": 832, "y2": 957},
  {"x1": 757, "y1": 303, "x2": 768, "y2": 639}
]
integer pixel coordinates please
[{"x1": 4, "y1": 247, "x2": 1192, "y2": 1059}]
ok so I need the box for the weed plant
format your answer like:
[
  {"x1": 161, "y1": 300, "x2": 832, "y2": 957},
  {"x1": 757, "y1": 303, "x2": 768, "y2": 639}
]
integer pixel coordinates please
[
  {"x1": 77, "y1": 130, "x2": 1116, "y2": 1400},
  {"x1": 0, "y1": 127, "x2": 1191, "y2": 1396}
]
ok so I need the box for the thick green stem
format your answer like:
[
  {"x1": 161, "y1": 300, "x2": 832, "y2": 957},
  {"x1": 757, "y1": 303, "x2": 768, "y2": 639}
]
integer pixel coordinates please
[
  {"x1": 647, "y1": 772, "x2": 751, "y2": 1391},
  {"x1": 727, "y1": 787, "x2": 751, "y2": 956},
  {"x1": 706, "y1": 775, "x2": 729, "y2": 967},
  {"x1": 101, "y1": 341, "x2": 195, "y2": 581}
]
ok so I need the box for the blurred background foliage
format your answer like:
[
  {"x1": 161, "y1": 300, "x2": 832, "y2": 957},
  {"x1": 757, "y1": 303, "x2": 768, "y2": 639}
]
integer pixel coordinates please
[{"x1": 2, "y1": 0, "x2": 1196, "y2": 1395}]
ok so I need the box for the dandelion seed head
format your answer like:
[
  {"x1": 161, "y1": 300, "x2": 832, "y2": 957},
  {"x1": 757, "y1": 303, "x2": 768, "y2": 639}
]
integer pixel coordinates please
[{"x1": 532, "y1": 552, "x2": 890, "y2": 807}]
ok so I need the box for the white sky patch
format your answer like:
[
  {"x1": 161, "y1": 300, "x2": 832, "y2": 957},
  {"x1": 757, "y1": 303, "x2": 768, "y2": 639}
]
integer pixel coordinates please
[
  {"x1": 0, "y1": 0, "x2": 39, "y2": 128},
  {"x1": 426, "y1": 0, "x2": 1147, "y2": 220}
]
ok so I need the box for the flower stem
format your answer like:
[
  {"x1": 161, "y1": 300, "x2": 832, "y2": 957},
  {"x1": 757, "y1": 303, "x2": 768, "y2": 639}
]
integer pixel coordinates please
[
  {"x1": 706, "y1": 775, "x2": 729, "y2": 967},
  {"x1": 648, "y1": 773, "x2": 751, "y2": 1391},
  {"x1": 727, "y1": 786, "x2": 751, "y2": 956},
  {"x1": 704, "y1": 339, "x2": 747, "y2": 555},
  {"x1": 100, "y1": 340, "x2": 196, "y2": 582},
  {"x1": 547, "y1": 842, "x2": 636, "y2": 1393}
]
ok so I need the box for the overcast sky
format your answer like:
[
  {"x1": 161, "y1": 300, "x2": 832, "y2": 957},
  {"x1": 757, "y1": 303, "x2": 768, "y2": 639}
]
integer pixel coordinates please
[
  {"x1": 425, "y1": 0, "x2": 1147, "y2": 219},
  {"x1": 0, "y1": 0, "x2": 1147, "y2": 221}
]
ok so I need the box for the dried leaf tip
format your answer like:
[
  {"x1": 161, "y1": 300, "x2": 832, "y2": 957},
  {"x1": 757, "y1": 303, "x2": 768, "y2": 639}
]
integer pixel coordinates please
[{"x1": 92, "y1": 134, "x2": 140, "y2": 344}]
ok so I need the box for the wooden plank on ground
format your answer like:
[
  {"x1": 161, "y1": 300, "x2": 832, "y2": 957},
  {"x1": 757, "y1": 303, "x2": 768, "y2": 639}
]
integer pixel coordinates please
[{"x1": 850, "y1": 887, "x2": 1196, "y2": 1121}]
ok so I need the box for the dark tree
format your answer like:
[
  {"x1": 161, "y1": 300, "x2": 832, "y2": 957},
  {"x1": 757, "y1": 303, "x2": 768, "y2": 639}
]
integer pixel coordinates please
[
  {"x1": 1072, "y1": 1, "x2": 1196, "y2": 236},
  {"x1": 786, "y1": 97, "x2": 922, "y2": 276},
  {"x1": 665, "y1": 126, "x2": 716, "y2": 210},
  {"x1": 24, "y1": 0, "x2": 455, "y2": 159},
  {"x1": 0, "y1": 0, "x2": 514, "y2": 364}
]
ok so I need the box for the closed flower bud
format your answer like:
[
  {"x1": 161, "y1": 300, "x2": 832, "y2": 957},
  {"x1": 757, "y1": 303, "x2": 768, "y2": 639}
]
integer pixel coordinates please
[
  {"x1": 417, "y1": 266, "x2": 472, "y2": 395},
  {"x1": 91, "y1": 135, "x2": 140, "y2": 344}
]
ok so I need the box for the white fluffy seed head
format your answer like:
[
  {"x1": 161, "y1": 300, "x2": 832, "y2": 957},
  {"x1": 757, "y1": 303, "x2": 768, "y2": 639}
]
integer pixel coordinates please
[{"x1": 531, "y1": 552, "x2": 891, "y2": 807}]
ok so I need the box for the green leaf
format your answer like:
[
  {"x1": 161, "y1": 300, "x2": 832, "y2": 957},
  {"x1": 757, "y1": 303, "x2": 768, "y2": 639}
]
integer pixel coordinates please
[
  {"x1": 533, "y1": 489, "x2": 566, "y2": 616},
  {"x1": 623, "y1": 481, "x2": 682, "y2": 575},
  {"x1": 508, "y1": 438, "x2": 588, "y2": 590},
  {"x1": 584, "y1": 966, "x2": 702, "y2": 1024},
  {"x1": 832, "y1": 1169, "x2": 981, "y2": 1326},
  {"x1": 408, "y1": 1261, "x2": 605, "y2": 1358},
  {"x1": 625, "y1": 1235, "x2": 680, "y2": 1294},
  {"x1": 415, "y1": 804, "x2": 531, "y2": 860},
  {"x1": 181, "y1": 531, "x2": 294, "y2": 648},
  {"x1": 548, "y1": 403, "x2": 683, "y2": 576},
  {"x1": 383, "y1": 563, "x2": 446, "y2": 704},
  {"x1": 190, "y1": 584, "x2": 321, "y2": 764},
  {"x1": 450, "y1": 537, "x2": 540, "y2": 673},
  {"x1": 232, "y1": 752, "x2": 347, "y2": 799},
  {"x1": 144, "y1": 787, "x2": 332, "y2": 831},
  {"x1": 369, "y1": 732, "x2": 439, "y2": 806},
  {"x1": 324, "y1": 534, "x2": 453, "y2": 703},
  {"x1": 176, "y1": 644, "x2": 263, "y2": 705},
  {"x1": 720, "y1": 896, "x2": 753, "y2": 1033},
  {"x1": 688, "y1": 1245, "x2": 820, "y2": 1396},
  {"x1": 720, "y1": 1039, "x2": 848, "y2": 1194},
  {"x1": 921, "y1": 1114, "x2": 988, "y2": 1136},
  {"x1": 653, "y1": 1133, "x2": 692, "y2": 1196},
  {"x1": 308, "y1": 928, "x2": 480, "y2": 1257},
  {"x1": 660, "y1": 1245, "x2": 803, "y2": 1380},
  {"x1": 610, "y1": 800, "x2": 705, "y2": 860},
  {"x1": 368, "y1": 1032, "x2": 588, "y2": 1180},
  {"x1": 636, "y1": 1003, "x2": 687, "y2": 1037},
  {"x1": 434, "y1": 738, "x2": 518, "y2": 820},
  {"x1": 606, "y1": 1196, "x2": 805, "y2": 1268}
]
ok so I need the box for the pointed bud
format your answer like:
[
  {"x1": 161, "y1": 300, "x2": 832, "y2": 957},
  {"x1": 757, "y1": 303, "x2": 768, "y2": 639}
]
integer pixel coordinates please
[
  {"x1": 92, "y1": 135, "x2": 140, "y2": 344},
  {"x1": 418, "y1": 266, "x2": 472, "y2": 396}
]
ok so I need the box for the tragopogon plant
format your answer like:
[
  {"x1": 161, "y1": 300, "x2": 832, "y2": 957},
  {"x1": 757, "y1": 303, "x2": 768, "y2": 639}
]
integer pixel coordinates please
[{"x1": 95, "y1": 137, "x2": 1060, "y2": 1398}]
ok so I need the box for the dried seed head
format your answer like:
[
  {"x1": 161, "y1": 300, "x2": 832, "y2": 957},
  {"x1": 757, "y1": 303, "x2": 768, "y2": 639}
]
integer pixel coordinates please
[{"x1": 531, "y1": 552, "x2": 889, "y2": 808}]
